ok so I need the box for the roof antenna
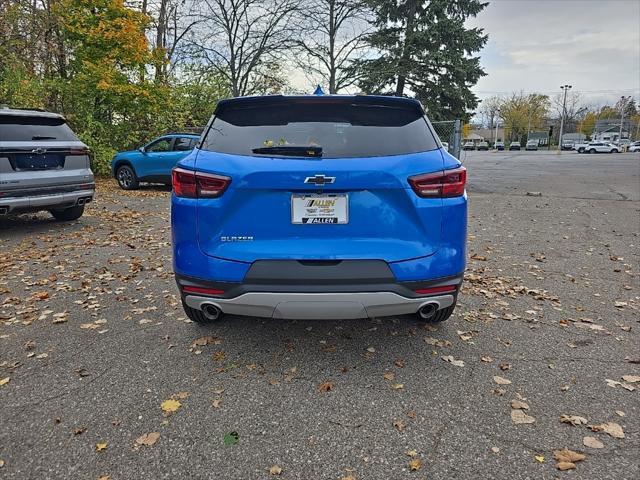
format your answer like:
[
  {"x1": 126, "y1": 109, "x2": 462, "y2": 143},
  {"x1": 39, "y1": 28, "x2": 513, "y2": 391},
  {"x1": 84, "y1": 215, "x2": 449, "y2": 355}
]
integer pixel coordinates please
[{"x1": 313, "y1": 85, "x2": 324, "y2": 95}]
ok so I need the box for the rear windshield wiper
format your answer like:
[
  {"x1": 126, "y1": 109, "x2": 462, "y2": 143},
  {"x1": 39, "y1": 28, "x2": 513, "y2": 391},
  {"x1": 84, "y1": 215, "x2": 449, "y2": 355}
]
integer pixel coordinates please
[
  {"x1": 251, "y1": 145, "x2": 322, "y2": 157},
  {"x1": 32, "y1": 135, "x2": 57, "y2": 140}
]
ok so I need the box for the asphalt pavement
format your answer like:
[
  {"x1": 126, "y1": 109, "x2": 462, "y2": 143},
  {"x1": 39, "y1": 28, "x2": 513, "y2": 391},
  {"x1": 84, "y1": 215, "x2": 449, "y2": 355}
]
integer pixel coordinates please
[{"x1": 1, "y1": 151, "x2": 639, "y2": 480}]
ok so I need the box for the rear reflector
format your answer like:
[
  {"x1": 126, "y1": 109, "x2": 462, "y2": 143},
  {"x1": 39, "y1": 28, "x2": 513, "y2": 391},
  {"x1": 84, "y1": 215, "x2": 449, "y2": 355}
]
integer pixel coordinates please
[
  {"x1": 172, "y1": 168, "x2": 231, "y2": 198},
  {"x1": 408, "y1": 166, "x2": 466, "y2": 198},
  {"x1": 182, "y1": 286, "x2": 225, "y2": 296},
  {"x1": 414, "y1": 285, "x2": 457, "y2": 295}
]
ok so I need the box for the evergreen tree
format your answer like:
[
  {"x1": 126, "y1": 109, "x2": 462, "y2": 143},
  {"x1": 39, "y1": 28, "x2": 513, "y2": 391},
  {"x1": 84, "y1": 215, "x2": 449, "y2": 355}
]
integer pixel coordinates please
[{"x1": 358, "y1": 0, "x2": 488, "y2": 120}]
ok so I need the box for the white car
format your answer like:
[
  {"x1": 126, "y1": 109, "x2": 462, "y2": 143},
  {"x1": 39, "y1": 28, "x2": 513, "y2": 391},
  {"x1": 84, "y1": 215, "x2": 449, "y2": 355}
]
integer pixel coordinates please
[
  {"x1": 583, "y1": 142, "x2": 619, "y2": 154},
  {"x1": 628, "y1": 141, "x2": 640, "y2": 153}
]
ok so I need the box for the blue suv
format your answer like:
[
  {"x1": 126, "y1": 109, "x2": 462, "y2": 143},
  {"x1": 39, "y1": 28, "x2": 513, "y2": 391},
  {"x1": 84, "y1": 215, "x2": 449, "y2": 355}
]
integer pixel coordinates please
[
  {"x1": 171, "y1": 95, "x2": 467, "y2": 322},
  {"x1": 111, "y1": 133, "x2": 200, "y2": 189}
]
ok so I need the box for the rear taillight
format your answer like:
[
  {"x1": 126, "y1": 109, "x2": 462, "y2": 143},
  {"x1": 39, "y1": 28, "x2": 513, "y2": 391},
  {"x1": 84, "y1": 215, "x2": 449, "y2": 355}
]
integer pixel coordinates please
[
  {"x1": 172, "y1": 168, "x2": 231, "y2": 198},
  {"x1": 408, "y1": 166, "x2": 467, "y2": 198},
  {"x1": 414, "y1": 285, "x2": 457, "y2": 295},
  {"x1": 182, "y1": 285, "x2": 225, "y2": 296}
]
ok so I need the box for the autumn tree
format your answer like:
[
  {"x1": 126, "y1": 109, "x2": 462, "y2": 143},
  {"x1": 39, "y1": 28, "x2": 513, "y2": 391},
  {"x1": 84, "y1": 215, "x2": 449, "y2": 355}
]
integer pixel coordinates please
[{"x1": 498, "y1": 92, "x2": 549, "y2": 142}]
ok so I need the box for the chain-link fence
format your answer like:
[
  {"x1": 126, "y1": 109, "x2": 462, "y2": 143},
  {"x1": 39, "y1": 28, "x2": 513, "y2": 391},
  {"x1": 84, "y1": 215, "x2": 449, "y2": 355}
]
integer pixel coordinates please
[{"x1": 431, "y1": 120, "x2": 462, "y2": 159}]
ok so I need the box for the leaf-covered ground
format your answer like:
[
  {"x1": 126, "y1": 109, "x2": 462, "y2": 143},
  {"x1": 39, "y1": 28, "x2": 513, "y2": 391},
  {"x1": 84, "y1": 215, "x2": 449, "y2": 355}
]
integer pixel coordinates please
[{"x1": 1, "y1": 153, "x2": 638, "y2": 479}]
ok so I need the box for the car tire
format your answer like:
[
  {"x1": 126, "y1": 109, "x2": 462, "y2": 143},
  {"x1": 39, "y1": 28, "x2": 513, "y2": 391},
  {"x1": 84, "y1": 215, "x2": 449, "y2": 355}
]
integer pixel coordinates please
[
  {"x1": 50, "y1": 204, "x2": 85, "y2": 221},
  {"x1": 116, "y1": 165, "x2": 139, "y2": 190},
  {"x1": 578, "y1": 148, "x2": 585, "y2": 153},
  {"x1": 589, "y1": 149, "x2": 596, "y2": 154},
  {"x1": 181, "y1": 300, "x2": 222, "y2": 323},
  {"x1": 419, "y1": 304, "x2": 455, "y2": 323},
  {"x1": 611, "y1": 149, "x2": 618, "y2": 153}
]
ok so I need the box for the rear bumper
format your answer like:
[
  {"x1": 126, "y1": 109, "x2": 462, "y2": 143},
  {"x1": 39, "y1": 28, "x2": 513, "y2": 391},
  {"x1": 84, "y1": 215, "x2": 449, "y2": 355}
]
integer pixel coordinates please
[
  {"x1": 0, "y1": 188, "x2": 94, "y2": 215},
  {"x1": 184, "y1": 291, "x2": 455, "y2": 319},
  {"x1": 176, "y1": 269, "x2": 462, "y2": 319}
]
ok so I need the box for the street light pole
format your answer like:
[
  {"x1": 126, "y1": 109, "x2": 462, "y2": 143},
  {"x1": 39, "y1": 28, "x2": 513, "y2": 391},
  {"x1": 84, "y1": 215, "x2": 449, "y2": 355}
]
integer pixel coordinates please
[
  {"x1": 619, "y1": 96, "x2": 630, "y2": 143},
  {"x1": 557, "y1": 85, "x2": 572, "y2": 154}
]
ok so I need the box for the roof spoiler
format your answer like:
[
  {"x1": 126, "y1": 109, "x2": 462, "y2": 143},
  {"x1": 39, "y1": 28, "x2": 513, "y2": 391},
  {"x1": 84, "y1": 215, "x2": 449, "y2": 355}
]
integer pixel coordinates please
[{"x1": 214, "y1": 95, "x2": 425, "y2": 116}]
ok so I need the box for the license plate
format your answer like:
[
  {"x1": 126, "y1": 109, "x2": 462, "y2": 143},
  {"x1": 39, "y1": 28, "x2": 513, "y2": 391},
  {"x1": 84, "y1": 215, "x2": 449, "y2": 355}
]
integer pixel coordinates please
[{"x1": 291, "y1": 194, "x2": 348, "y2": 224}]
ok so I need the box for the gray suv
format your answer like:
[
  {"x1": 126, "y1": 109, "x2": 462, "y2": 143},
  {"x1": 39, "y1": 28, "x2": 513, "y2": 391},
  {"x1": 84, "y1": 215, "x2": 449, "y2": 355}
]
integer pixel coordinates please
[{"x1": 0, "y1": 108, "x2": 94, "y2": 221}]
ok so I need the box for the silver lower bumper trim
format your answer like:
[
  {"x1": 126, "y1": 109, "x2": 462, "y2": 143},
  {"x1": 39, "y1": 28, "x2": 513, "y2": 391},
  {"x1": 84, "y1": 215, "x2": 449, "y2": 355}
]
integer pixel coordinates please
[
  {"x1": 184, "y1": 292, "x2": 455, "y2": 319},
  {"x1": 0, "y1": 189, "x2": 94, "y2": 213}
]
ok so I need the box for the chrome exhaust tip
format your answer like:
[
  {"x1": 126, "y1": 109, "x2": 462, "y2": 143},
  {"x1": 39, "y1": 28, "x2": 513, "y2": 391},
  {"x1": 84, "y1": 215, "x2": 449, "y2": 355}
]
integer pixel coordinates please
[
  {"x1": 418, "y1": 302, "x2": 439, "y2": 320},
  {"x1": 77, "y1": 198, "x2": 85, "y2": 206},
  {"x1": 201, "y1": 303, "x2": 222, "y2": 321}
]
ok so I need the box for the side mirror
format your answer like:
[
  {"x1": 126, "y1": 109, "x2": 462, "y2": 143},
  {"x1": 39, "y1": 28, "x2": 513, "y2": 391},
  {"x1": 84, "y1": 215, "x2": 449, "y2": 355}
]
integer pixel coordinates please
[{"x1": 139, "y1": 147, "x2": 146, "y2": 153}]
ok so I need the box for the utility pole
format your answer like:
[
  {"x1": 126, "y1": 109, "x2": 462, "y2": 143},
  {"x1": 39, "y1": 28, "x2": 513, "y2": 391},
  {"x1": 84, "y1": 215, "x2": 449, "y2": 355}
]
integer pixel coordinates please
[
  {"x1": 619, "y1": 96, "x2": 630, "y2": 144},
  {"x1": 557, "y1": 85, "x2": 572, "y2": 154}
]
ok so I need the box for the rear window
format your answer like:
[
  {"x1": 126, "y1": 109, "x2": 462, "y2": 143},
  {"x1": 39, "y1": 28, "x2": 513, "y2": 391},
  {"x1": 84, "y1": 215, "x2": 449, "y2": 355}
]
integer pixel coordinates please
[
  {"x1": 201, "y1": 103, "x2": 438, "y2": 158},
  {"x1": 0, "y1": 115, "x2": 79, "y2": 142}
]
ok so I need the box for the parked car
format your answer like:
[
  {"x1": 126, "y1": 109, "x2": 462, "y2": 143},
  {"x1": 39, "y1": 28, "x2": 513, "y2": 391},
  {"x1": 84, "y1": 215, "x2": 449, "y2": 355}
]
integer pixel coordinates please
[
  {"x1": 477, "y1": 141, "x2": 489, "y2": 151},
  {"x1": 495, "y1": 141, "x2": 505, "y2": 151},
  {"x1": 172, "y1": 95, "x2": 467, "y2": 323},
  {"x1": 509, "y1": 141, "x2": 521, "y2": 151},
  {"x1": 561, "y1": 140, "x2": 575, "y2": 150},
  {"x1": 582, "y1": 142, "x2": 620, "y2": 154},
  {"x1": 111, "y1": 133, "x2": 200, "y2": 189},
  {"x1": 525, "y1": 140, "x2": 538, "y2": 151},
  {"x1": 573, "y1": 142, "x2": 590, "y2": 153},
  {"x1": 0, "y1": 108, "x2": 94, "y2": 220},
  {"x1": 628, "y1": 141, "x2": 640, "y2": 152},
  {"x1": 462, "y1": 141, "x2": 475, "y2": 151}
]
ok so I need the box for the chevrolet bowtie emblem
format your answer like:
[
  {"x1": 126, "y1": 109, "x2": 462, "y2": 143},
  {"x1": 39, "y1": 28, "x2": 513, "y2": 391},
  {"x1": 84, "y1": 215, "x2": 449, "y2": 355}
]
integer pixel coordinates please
[{"x1": 304, "y1": 174, "x2": 335, "y2": 186}]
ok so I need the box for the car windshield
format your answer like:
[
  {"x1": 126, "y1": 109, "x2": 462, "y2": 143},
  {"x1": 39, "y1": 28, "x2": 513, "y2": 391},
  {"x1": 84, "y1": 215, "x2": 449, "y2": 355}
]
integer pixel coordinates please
[
  {"x1": 0, "y1": 115, "x2": 79, "y2": 142},
  {"x1": 201, "y1": 102, "x2": 438, "y2": 158}
]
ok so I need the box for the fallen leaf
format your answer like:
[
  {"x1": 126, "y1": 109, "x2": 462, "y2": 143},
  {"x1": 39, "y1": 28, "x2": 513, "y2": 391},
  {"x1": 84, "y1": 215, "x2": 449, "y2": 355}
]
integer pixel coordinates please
[
  {"x1": 510, "y1": 400, "x2": 529, "y2": 410},
  {"x1": 393, "y1": 420, "x2": 406, "y2": 432},
  {"x1": 622, "y1": 375, "x2": 640, "y2": 383},
  {"x1": 491, "y1": 447, "x2": 500, "y2": 454},
  {"x1": 408, "y1": 458, "x2": 422, "y2": 471},
  {"x1": 0, "y1": 377, "x2": 9, "y2": 386},
  {"x1": 560, "y1": 414, "x2": 588, "y2": 426},
  {"x1": 268, "y1": 465, "x2": 282, "y2": 475},
  {"x1": 615, "y1": 410, "x2": 625, "y2": 417},
  {"x1": 457, "y1": 330, "x2": 473, "y2": 342},
  {"x1": 441, "y1": 355, "x2": 465, "y2": 367},
  {"x1": 318, "y1": 381, "x2": 333, "y2": 392},
  {"x1": 511, "y1": 409, "x2": 536, "y2": 424},
  {"x1": 553, "y1": 448, "x2": 585, "y2": 464},
  {"x1": 95, "y1": 442, "x2": 108, "y2": 452},
  {"x1": 406, "y1": 449, "x2": 418, "y2": 457},
  {"x1": 493, "y1": 376, "x2": 511, "y2": 385},
  {"x1": 583, "y1": 436, "x2": 604, "y2": 449},
  {"x1": 383, "y1": 372, "x2": 395, "y2": 381},
  {"x1": 424, "y1": 337, "x2": 451, "y2": 348},
  {"x1": 135, "y1": 432, "x2": 160, "y2": 447},
  {"x1": 589, "y1": 422, "x2": 624, "y2": 439},
  {"x1": 223, "y1": 431, "x2": 239, "y2": 445},
  {"x1": 534, "y1": 455, "x2": 544, "y2": 463},
  {"x1": 481, "y1": 356, "x2": 493, "y2": 363},
  {"x1": 556, "y1": 461, "x2": 576, "y2": 471},
  {"x1": 391, "y1": 383, "x2": 404, "y2": 390},
  {"x1": 366, "y1": 346, "x2": 376, "y2": 353},
  {"x1": 160, "y1": 399, "x2": 182, "y2": 414},
  {"x1": 212, "y1": 399, "x2": 222, "y2": 409}
]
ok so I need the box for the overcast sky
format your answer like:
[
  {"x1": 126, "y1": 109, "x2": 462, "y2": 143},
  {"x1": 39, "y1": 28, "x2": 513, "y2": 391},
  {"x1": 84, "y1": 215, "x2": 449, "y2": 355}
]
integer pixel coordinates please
[{"x1": 469, "y1": 0, "x2": 640, "y2": 107}]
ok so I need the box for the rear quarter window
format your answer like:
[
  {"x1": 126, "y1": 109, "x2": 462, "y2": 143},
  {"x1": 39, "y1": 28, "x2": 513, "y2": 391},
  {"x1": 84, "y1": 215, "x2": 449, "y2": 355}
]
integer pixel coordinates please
[
  {"x1": 201, "y1": 103, "x2": 438, "y2": 158},
  {"x1": 0, "y1": 115, "x2": 79, "y2": 142}
]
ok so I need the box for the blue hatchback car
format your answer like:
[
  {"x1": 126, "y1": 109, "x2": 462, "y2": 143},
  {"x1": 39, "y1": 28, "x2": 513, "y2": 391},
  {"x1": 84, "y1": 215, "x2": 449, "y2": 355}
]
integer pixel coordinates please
[
  {"x1": 171, "y1": 95, "x2": 467, "y2": 322},
  {"x1": 111, "y1": 133, "x2": 200, "y2": 189}
]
